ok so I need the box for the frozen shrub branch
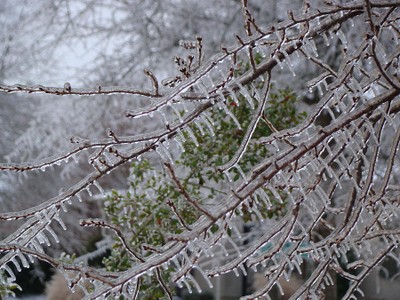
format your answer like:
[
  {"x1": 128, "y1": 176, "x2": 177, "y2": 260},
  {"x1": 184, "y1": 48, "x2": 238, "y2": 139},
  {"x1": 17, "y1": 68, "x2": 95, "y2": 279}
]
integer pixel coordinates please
[{"x1": 1, "y1": 0, "x2": 400, "y2": 299}]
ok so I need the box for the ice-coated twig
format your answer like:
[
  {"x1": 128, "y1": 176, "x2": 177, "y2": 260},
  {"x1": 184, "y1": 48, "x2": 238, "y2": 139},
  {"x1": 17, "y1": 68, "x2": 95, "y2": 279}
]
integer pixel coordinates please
[
  {"x1": 164, "y1": 162, "x2": 216, "y2": 221},
  {"x1": 218, "y1": 72, "x2": 271, "y2": 172}
]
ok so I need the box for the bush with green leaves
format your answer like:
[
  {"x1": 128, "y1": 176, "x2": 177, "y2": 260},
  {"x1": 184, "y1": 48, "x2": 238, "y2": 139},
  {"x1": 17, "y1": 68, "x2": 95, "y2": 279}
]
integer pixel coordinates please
[
  {"x1": 103, "y1": 86, "x2": 306, "y2": 297},
  {"x1": 0, "y1": 269, "x2": 21, "y2": 298}
]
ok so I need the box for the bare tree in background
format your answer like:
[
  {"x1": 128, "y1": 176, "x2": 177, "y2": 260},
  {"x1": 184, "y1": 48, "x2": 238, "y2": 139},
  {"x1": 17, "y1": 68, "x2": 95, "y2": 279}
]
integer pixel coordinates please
[{"x1": 1, "y1": 0, "x2": 400, "y2": 299}]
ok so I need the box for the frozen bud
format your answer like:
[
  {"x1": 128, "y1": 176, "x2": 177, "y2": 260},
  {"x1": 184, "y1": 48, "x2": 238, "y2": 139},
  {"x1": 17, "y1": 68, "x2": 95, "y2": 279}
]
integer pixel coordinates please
[
  {"x1": 179, "y1": 40, "x2": 197, "y2": 49},
  {"x1": 64, "y1": 82, "x2": 71, "y2": 92}
]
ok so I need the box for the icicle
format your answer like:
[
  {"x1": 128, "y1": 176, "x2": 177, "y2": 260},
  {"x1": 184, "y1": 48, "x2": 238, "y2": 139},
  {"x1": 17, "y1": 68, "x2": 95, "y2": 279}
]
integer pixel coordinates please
[
  {"x1": 158, "y1": 108, "x2": 170, "y2": 127},
  {"x1": 10, "y1": 257, "x2": 22, "y2": 272},
  {"x1": 274, "y1": 56, "x2": 285, "y2": 70},
  {"x1": 226, "y1": 86, "x2": 240, "y2": 107},
  {"x1": 155, "y1": 144, "x2": 167, "y2": 162},
  {"x1": 373, "y1": 36, "x2": 388, "y2": 65},
  {"x1": 37, "y1": 231, "x2": 51, "y2": 247},
  {"x1": 224, "y1": 170, "x2": 233, "y2": 182},
  {"x1": 256, "y1": 188, "x2": 272, "y2": 208},
  {"x1": 322, "y1": 32, "x2": 330, "y2": 46},
  {"x1": 275, "y1": 281, "x2": 285, "y2": 296},
  {"x1": 217, "y1": 242, "x2": 229, "y2": 257},
  {"x1": 239, "y1": 264, "x2": 247, "y2": 276},
  {"x1": 174, "y1": 135, "x2": 186, "y2": 153},
  {"x1": 170, "y1": 103, "x2": 184, "y2": 123},
  {"x1": 196, "y1": 82, "x2": 210, "y2": 99},
  {"x1": 251, "y1": 264, "x2": 258, "y2": 272},
  {"x1": 226, "y1": 218, "x2": 242, "y2": 238},
  {"x1": 2, "y1": 265, "x2": 16, "y2": 281},
  {"x1": 336, "y1": 29, "x2": 348, "y2": 47},
  {"x1": 193, "y1": 265, "x2": 213, "y2": 288},
  {"x1": 27, "y1": 254, "x2": 35, "y2": 264},
  {"x1": 72, "y1": 154, "x2": 79, "y2": 164},
  {"x1": 93, "y1": 180, "x2": 105, "y2": 196},
  {"x1": 200, "y1": 114, "x2": 215, "y2": 137},
  {"x1": 172, "y1": 256, "x2": 181, "y2": 269},
  {"x1": 185, "y1": 127, "x2": 199, "y2": 147},
  {"x1": 232, "y1": 78, "x2": 254, "y2": 109},
  {"x1": 76, "y1": 280, "x2": 89, "y2": 296},
  {"x1": 255, "y1": 43, "x2": 268, "y2": 58},
  {"x1": 282, "y1": 50, "x2": 296, "y2": 77},
  {"x1": 225, "y1": 235, "x2": 242, "y2": 257},
  {"x1": 76, "y1": 193, "x2": 83, "y2": 203},
  {"x1": 293, "y1": 256, "x2": 302, "y2": 275},
  {"x1": 181, "y1": 278, "x2": 193, "y2": 294},
  {"x1": 187, "y1": 274, "x2": 202, "y2": 293},
  {"x1": 194, "y1": 118, "x2": 205, "y2": 136},
  {"x1": 235, "y1": 164, "x2": 247, "y2": 183},
  {"x1": 304, "y1": 38, "x2": 318, "y2": 57},
  {"x1": 283, "y1": 269, "x2": 290, "y2": 282},
  {"x1": 217, "y1": 102, "x2": 242, "y2": 129},
  {"x1": 16, "y1": 250, "x2": 30, "y2": 268},
  {"x1": 60, "y1": 202, "x2": 68, "y2": 213},
  {"x1": 315, "y1": 186, "x2": 331, "y2": 207},
  {"x1": 46, "y1": 225, "x2": 60, "y2": 244},
  {"x1": 269, "y1": 186, "x2": 284, "y2": 204},
  {"x1": 86, "y1": 186, "x2": 93, "y2": 197},
  {"x1": 233, "y1": 268, "x2": 240, "y2": 277},
  {"x1": 251, "y1": 203, "x2": 264, "y2": 222},
  {"x1": 54, "y1": 213, "x2": 67, "y2": 231},
  {"x1": 331, "y1": 244, "x2": 341, "y2": 258}
]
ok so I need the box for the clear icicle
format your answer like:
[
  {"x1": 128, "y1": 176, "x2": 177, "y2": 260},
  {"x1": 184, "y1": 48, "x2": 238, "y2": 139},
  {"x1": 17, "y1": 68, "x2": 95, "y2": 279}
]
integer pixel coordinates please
[
  {"x1": 177, "y1": 129, "x2": 186, "y2": 142},
  {"x1": 194, "y1": 118, "x2": 205, "y2": 136},
  {"x1": 60, "y1": 202, "x2": 68, "y2": 212},
  {"x1": 226, "y1": 218, "x2": 242, "y2": 238},
  {"x1": 226, "y1": 86, "x2": 240, "y2": 107},
  {"x1": 187, "y1": 274, "x2": 202, "y2": 293},
  {"x1": 304, "y1": 38, "x2": 318, "y2": 57},
  {"x1": 218, "y1": 102, "x2": 242, "y2": 129},
  {"x1": 257, "y1": 188, "x2": 272, "y2": 208},
  {"x1": 171, "y1": 104, "x2": 184, "y2": 123},
  {"x1": 233, "y1": 268, "x2": 240, "y2": 277},
  {"x1": 224, "y1": 170, "x2": 233, "y2": 182},
  {"x1": 185, "y1": 127, "x2": 199, "y2": 147},
  {"x1": 11, "y1": 257, "x2": 22, "y2": 272},
  {"x1": 194, "y1": 265, "x2": 214, "y2": 288},
  {"x1": 235, "y1": 164, "x2": 247, "y2": 183},
  {"x1": 3, "y1": 265, "x2": 16, "y2": 281},
  {"x1": 232, "y1": 79, "x2": 254, "y2": 109},
  {"x1": 200, "y1": 114, "x2": 215, "y2": 137},
  {"x1": 86, "y1": 186, "x2": 93, "y2": 197},
  {"x1": 322, "y1": 32, "x2": 330, "y2": 46},
  {"x1": 239, "y1": 264, "x2": 247, "y2": 276},
  {"x1": 174, "y1": 135, "x2": 186, "y2": 153},
  {"x1": 225, "y1": 234, "x2": 242, "y2": 257},
  {"x1": 16, "y1": 250, "x2": 30, "y2": 268},
  {"x1": 373, "y1": 36, "x2": 388, "y2": 65},
  {"x1": 46, "y1": 225, "x2": 60, "y2": 243},
  {"x1": 282, "y1": 50, "x2": 296, "y2": 77},
  {"x1": 54, "y1": 213, "x2": 67, "y2": 231},
  {"x1": 196, "y1": 81, "x2": 210, "y2": 99},
  {"x1": 269, "y1": 186, "x2": 283, "y2": 204},
  {"x1": 76, "y1": 193, "x2": 83, "y2": 203},
  {"x1": 181, "y1": 278, "x2": 193, "y2": 294},
  {"x1": 93, "y1": 180, "x2": 105, "y2": 196},
  {"x1": 336, "y1": 29, "x2": 348, "y2": 46},
  {"x1": 276, "y1": 281, "x2": 285, "y2": 296},
  {"x1": 158, "y1": 108, "x2": 169, "y2": 127}
]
